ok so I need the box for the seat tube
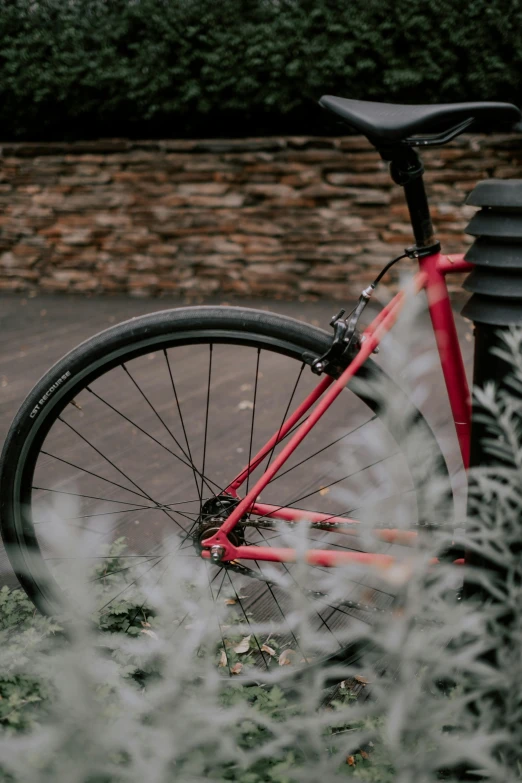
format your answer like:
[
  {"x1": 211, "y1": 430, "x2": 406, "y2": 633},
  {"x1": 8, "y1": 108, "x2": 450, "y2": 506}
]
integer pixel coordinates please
[
  {"x1": 422, "y1": 253, "x2": 471, "y2": 467},
  {"x1": 385, "y1": 146, "x2": 470, "y2": 463}
]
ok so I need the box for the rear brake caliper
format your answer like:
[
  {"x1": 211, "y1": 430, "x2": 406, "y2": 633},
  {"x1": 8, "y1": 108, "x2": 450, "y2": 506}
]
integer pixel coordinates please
[{"x1": 310, "y1": 285, "x2": 375, "y2": 376}]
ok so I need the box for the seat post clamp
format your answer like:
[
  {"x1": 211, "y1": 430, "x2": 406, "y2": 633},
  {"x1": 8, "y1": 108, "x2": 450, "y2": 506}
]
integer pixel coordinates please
[{"x1": 405, "y1": 241, "x2": 441, "y2": 259}]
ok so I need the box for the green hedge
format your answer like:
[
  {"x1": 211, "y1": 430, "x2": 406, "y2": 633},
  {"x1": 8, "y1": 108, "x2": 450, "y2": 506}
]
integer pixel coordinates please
[{"x1": 0, "y1": 0, "x2": 521, "y2": 140}]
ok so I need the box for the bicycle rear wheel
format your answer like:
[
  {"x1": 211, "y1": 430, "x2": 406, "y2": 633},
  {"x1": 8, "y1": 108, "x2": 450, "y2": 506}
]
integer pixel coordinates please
[{"x1": 0, "y1": 305, "x2": 452, "y2": 675}]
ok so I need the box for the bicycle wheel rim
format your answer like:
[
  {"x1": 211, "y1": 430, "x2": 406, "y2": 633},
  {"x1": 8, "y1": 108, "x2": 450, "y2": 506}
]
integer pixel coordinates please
[{"x1": 1, "y1": 307, "x2": 452, "y2": 677}]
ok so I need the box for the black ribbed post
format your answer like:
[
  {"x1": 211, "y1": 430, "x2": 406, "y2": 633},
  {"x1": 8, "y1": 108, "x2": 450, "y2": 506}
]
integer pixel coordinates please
[
  {"x1": 458, "y1": 180, "x2": 522, "y2": 778},
  {"x1": 462, "y1": 179, "x2": 522, "y2": 466},
  {"x1": 462, "y1": 179, "x2": 522, "y2": 566}
]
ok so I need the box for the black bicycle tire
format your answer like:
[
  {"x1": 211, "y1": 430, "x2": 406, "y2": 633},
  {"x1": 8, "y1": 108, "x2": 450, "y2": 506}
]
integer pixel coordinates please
[{"x1": 0, "y1": 305, "x2": 453, "y2": 671}]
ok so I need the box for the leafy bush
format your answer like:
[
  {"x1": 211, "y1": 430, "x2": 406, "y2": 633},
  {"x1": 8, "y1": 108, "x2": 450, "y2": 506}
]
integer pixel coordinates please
[{"x1": 0, "y1": 0, "x2": 520, "y2": 140}]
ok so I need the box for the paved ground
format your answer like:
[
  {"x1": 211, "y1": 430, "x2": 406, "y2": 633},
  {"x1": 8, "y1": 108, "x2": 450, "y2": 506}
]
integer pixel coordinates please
[
  {"x1": 0, "y1": 291, "x2": 473, "y2": 652},
  {"x1": 0, "y1": 291, "x2": 472, "y2": 448}
]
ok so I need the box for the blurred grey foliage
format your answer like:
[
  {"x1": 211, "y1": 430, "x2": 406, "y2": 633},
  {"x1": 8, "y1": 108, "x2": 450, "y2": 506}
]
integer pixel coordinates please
[{"x1": 0, "y1": 312, "x2": 521, "y2": 781}]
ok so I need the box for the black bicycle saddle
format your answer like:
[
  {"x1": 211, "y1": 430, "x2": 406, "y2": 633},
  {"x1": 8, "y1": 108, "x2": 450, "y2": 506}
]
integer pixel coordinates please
[{"x1": 319, "y1": 95, "x2": 521, "y2": 147}]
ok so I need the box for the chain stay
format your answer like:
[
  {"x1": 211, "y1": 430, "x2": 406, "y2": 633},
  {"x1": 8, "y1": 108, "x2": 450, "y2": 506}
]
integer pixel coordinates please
[
  {"x1": 223, "y1": 560, "x2": 392, "y2": 615},
  {"x1": 222, "y1": 525, "x2": 393, "y2": 615}
]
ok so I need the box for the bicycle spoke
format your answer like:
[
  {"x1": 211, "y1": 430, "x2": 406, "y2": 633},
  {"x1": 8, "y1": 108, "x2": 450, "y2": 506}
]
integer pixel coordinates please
[
  {"x1": 250, "y1": 561, "x2": 306, "y2": 658},
  {"x1": 253, "y1": 525, "x2": 343, "y2": 650},
  {"x1": 122, "y1": 555, "x2": 175, "y2": 633},
  {"x1": 270, "y1": 415, "x2": 378, "y2": 484},
  {"x1": 224, "y1": 570, "x2": 270, "y2": 671},
  {"x1": 156, "y1": 499, "x2": 202, "y2": 508},
  {"x1": 97, "y1": 554, "x2": 166, "y2": 614},
  {"x1": 36, "y1": 520, "x2": 107, "y2": 535},
  {"x1": 32, "y1": 487, "x2": 158, "y2": 508},
  {"x1": 205, "y1": 562, "x2": 233, "y2": 676},
  {"x1": 57, "y1": 416, "x2": 158, "y2": 502},
  {"x1": 47, "y1": 554, "x2": 166, "y2": 561},
  {"x1": 200, "y1": 344, "x2": 213, "y2": 506},
  {"x1": 262, "y1": 452, "x2": 400, "y2": 526},
  {"x1": 264, "y1": 362, "x2": 305, "y2": 472},
  {"x1": 246, "y1": 349, "x2": 261, "y2": 499},
  {"x1": 32, "y1": 487, "x2": 203, "y2": 520},
  {"x1": 38, "y1": 505, "x2": 157, "y2": 522},
  {"x1": 164, "y1": 348, "x2": 203, "y2": 506},
  {"x1": 54, "y1": 418, "x2": 197, "y2": 534},
  {"x1": 89, "y1": 556, "x2": 161, "y2": 584},
  {"x1": 214, "y1": 569, "x2": 229, "y2": 602},
  {"x1": 86, "y1": 386, "x2": 222, "y2": 497},
  {"x1": 122, "y1": 363, "x2": 190, "y2": 457},
  {"x1": 40, "y1": 451, "x2": 152, "y2": 502}
]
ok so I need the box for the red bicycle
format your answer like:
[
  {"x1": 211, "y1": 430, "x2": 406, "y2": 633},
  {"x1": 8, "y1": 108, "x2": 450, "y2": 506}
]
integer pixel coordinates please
[{"x1": 1, "y1": 96, "x2": 520, "y2": 674}]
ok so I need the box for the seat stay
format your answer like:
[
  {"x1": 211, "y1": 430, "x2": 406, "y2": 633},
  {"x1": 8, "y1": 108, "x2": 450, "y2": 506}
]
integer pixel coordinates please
[{"x1": 225, "y1": 374, "x2": 334, "y2": 495}]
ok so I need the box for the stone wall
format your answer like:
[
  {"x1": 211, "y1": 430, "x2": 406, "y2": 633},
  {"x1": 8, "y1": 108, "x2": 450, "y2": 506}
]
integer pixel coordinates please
[{"x1": 0, "y1": 134, "x2": 521, "y2": 299}]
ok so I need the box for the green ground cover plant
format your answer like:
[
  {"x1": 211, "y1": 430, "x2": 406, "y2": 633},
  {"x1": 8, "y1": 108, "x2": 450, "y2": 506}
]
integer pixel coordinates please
[
  {"x1": 0, "y1": 547, "x2": 391, "y2": 782},
  {"x1": 0, "y1": 0, "x2": 520, "y2": 140}
]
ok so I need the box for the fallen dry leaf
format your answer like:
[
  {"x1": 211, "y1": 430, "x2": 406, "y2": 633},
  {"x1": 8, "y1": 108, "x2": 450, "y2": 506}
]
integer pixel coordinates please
[
  {"x1": 261, "y1": 643, "x2": 276, "y2": 656},
  {"x1": 224, "y1": 598, "x2": 237, "y2": 605},
  {"x1": 233, "y1": 635, "x2": 251, "y2": 654},
  {"x1": 319, "y1": 487, "x2": 330, "y2": 496},
  {"x1": 354, "y1": 675, "x2": 370, "y2": 685},
  {"x1": 230, "y1": 662, "x2": 243, "y2": 675},
  {"x1": 278, "y1": 648, "x2": 297, "y2": 666},
  {"x1": 346, "y1": 755, "x2": 355, "y2": 766},
  {"x1": 141, "y1": 629, "x2": 158, "y2": 639},
  {"x1": 360, "y1": 750, "x2": 370, "y2": 760},
  {"x1": 218, "y1": 650, "x2": 227, "y2": 668}
]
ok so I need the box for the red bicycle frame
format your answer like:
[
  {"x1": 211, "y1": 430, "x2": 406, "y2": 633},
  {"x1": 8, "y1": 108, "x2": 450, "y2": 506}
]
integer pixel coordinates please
[{"x1": 202, "y1": 250, "x2": 473, "y2": 569}]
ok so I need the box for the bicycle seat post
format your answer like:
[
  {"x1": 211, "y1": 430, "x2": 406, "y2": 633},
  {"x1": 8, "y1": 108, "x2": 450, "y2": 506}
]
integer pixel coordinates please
[
  {"x1": 381, "y1": 145, "x2": 441, "y2": 256},
  {"x1": 319, "y1": 94, "x2": 520, "y2": 255}
]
